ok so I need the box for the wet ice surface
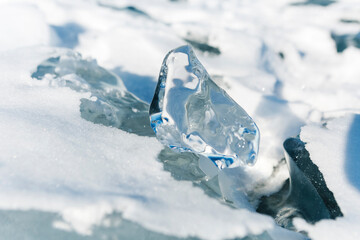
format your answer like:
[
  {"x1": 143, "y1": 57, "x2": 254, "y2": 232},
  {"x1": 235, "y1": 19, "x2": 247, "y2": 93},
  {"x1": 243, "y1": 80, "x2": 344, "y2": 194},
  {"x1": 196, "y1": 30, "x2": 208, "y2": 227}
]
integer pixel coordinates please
[{"x1": 1, "y1": 0, "x2": 360, "y2": 239}]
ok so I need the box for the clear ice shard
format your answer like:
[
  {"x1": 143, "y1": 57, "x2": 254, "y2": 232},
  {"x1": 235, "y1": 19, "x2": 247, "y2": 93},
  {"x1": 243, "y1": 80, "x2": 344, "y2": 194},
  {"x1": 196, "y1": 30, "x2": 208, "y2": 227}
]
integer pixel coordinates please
[{"x1": 149, "y1": 45, "x2": 260, "y2": 169}]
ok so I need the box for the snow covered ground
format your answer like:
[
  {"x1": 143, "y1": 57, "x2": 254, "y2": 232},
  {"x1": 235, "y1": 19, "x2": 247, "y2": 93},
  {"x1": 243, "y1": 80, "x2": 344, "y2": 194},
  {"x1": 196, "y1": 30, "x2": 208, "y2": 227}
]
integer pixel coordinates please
[{"x1": 0, "y1": 0, "x2": 359, "y2": 239}]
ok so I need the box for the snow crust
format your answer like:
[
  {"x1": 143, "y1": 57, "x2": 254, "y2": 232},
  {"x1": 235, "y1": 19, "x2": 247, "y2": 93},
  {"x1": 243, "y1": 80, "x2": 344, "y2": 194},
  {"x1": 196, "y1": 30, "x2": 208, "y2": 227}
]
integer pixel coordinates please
[{"x1": 0, "y1": 0, "x2": 359, "y2": 239}]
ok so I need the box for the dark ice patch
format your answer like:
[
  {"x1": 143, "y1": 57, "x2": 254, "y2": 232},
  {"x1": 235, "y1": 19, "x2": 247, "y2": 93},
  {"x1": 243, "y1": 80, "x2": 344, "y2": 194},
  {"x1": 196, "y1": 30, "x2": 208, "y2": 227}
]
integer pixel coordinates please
[
  {"x1": 340, "y1": 19, "x2": 360, "y2": 24},
  {"x1": 278, "y1": 52, "x2": 285, "y2": 59},
  {"x1": 331, "y1": 32, "x2": 360, "y2": 53},
  {"x1": 184, "y1": 39, "x2": 221, "y2": 55},
  {"x1": 291, "y1": 0, "x2": 336, "y2": 7},
  {"x1": 98, "y1": 2, "x2": 151, "y2": 19}
]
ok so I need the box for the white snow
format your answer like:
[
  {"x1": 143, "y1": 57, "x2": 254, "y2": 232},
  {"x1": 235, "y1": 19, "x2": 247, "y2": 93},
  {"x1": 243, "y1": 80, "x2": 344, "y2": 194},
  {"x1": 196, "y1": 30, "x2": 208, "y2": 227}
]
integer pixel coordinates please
[
  {"x1": 0, "y1": 0, "x2": 359, "y2": 239},
  {"x1": 0, "y1": 2, "x2": 56, "y2": 51}
]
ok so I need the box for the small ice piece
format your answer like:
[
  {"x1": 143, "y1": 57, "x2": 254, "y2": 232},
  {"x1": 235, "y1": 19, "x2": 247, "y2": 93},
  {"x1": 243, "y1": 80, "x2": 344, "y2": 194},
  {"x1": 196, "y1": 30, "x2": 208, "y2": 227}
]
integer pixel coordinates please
[{"x1": 150, "y1": 45, "x2": 260, "y2": 169}]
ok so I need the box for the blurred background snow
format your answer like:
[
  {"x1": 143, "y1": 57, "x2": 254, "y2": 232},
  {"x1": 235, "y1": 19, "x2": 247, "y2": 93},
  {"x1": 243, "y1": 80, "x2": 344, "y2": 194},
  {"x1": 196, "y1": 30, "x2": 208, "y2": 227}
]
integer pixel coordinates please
[{"x1": 0, "y1": 0, "x2": 359, "y2": 239}]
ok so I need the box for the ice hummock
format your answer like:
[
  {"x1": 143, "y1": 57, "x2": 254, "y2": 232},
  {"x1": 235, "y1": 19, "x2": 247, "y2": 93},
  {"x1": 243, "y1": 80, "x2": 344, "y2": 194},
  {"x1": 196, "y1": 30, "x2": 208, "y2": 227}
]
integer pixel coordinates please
[{"x1": 149, "y1": 45, "x2": 260, "y2": 169}]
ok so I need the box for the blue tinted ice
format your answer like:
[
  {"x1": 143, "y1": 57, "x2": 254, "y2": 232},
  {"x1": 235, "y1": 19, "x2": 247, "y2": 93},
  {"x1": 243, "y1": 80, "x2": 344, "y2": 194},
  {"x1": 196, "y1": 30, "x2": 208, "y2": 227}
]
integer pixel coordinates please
[{"x1": 150, "y1": 46, "x2": 260, "y2": 169}]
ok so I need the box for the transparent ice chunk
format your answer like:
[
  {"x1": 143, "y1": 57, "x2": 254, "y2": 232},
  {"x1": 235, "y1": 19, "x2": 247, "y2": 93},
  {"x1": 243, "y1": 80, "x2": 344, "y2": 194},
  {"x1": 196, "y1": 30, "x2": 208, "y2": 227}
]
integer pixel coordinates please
[
  {"x1": 32, "y1": 51, "x2": 154, "y2": 136},
  {"x1": 149, "y1": 45, "x2": 260, "y2": 169}
]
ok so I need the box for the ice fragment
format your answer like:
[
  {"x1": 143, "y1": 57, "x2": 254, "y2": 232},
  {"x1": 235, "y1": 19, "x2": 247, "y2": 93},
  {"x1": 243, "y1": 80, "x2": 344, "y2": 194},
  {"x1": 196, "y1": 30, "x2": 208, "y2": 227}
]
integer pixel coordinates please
[{"x1": 149, "y1": 45, "x2": 260, "y2": 169}]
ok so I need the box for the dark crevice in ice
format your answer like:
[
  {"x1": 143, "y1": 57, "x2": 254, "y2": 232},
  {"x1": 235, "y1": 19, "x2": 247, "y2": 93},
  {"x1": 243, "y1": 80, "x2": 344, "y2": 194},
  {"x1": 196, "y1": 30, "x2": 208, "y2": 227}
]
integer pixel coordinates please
[
  {"x1": 257, "y1": 179, "x2": 299, "y2": 231},
  {"x1": 331, "y1": 32, "x2": 360, "y2": 53},
  {"x1": 278, "y1": 52, "x2": 285, "y2": 59},
  {"x1": 97, "y1": 2, "x2": 152, "y2": 19},
  {"x1": 340, "y1": 19, "x2": 360, "y2": 24},
  {"x1": 257, "y1": 137, "x2": 343, "y2": 230},
  {"x1": 183, "y1": 38, "x2": 221, "y2": 55},
  {"x1": 291, "y1": 0, "x2": 336, "y2": 7}
]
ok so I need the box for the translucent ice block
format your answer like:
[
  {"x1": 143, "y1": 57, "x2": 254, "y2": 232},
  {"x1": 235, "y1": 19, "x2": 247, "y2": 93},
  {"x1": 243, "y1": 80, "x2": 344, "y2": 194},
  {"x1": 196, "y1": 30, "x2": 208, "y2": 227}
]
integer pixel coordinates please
[
  {"x1": 32, "y1": 51, "x2": 153, "y2": 136},
  {"x1": 149, "y1": 45, "x2": 260, "y2": 169}
]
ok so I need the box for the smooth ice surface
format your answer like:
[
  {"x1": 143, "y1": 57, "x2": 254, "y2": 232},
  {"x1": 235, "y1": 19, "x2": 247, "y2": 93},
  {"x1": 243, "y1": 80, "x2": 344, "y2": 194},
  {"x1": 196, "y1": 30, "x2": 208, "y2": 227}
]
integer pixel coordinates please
[{"x1": 150, "y1": 45, "x2": 260, "y2": 168}]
